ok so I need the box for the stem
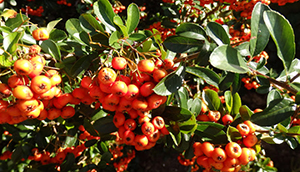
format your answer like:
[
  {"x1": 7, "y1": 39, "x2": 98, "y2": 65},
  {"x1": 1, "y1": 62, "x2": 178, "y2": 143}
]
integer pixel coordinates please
[{"x1": 250, "y1": 68, "x2": 298, "y2": 95}]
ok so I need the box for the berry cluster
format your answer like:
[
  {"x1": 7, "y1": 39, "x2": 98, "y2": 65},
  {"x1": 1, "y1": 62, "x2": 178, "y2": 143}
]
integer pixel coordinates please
[
  {"x1": 27, "y1": 144, "x2": 86, "y2": 166},
  {"x1": 78, "y1": 125, "x2": 101, "y2": 141},
  {"x1": 56, "y1": 0, "x2": 72, "y2": 6},
  {"x1": 193, "y1": 141, "x2": 256, "y2": 171},
  {"x1": 147, "y1": 22, "x2": 176, "y2": 41},
  {"x1": 21, "y1": 6, "x2": 44, "y2": 17},
  {"x1": 73, "y1": 57, "x2": 175, "y2": 152},
  {"x1": 109, "y1": 145, "x2": 136, "y2": 172},
  {"x1": 113, "y1": 5, "x2": 126, "y2": 14},
  {"x1": 0, "y1": 44, "x2": 77, "y2": 124},
  {"x1": 241, "y1": 77, "x2": 260, "y2": 90},
  {"x1": 252, "y1": 51, "x2": 269, "y2": 62}
]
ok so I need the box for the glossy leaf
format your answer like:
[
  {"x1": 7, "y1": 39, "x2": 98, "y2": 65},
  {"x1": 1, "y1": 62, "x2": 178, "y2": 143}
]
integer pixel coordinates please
[
  {"x1": 84, "y1": 119, "x2": 99, "y2": 136},
  {"x1": 206, "y1": 22, "x2": 230, "y2": 45},
  {"x1": 175, "y1": 87, "x2": 189, "y2": 109},
  {"x1": 66, "y1": 18, "x2": 83, "y2": 35},
  {"x1": 286, "y1": 136, "x2": 298, "y2": 150},
  {"x1": 49, "y1": 29, "x2": 67, "y2": 41},
  {"x1": 251, "y1": 98, "x2": 296, "y2": 126},
  {"x1": 209, "y1": 45, "x2": 250, "y2": 74},
  {"x1": 266, "y1": 89, "x2": 282, "y2": 106},
  {"x1": 47, "y1": 18, "x2": 62, "y2": 33},
  {"x1": 153, "y1": 64, "x2": 185, "y2": 96},
  {"x1": 202, "y1": 89, "x2": 221, "y2": 111},
  {"x1": 3, "y1": 31, "x2": 22, "y2": 54},
  {"x1": 227, "y1": 126, "x2": 242, "y2": 142},
  {"x1": 113, "y1": 15, "x2": 128, "y2": 37},
  {"x1": 161, "y1": 106, "x2": 193, "y2": 122},
  {"x1": 179, "y1": 113, "x2": 197, "y2": 134},
  {"x1": 41, "y1": 39, "x2": 61, "y2": 61},
  {"x1": 219, "y1": 72, "x2": 235, "y2": 91},
  {"x1": 163, "y1": 35, "x2": 204, "y2": 53},
  {"x1": 195, "y1": 121, "x2": 227, "y2": 144},
  {"x1": 178, "y1": 31, "x2": 206, "y2": 41},
  {"x1": 186, "y1": 66, "x2": 220, "y2": 88},
  {"x1": 61, "y1": 153, "x2": 75, "y2": 172},
  {"x1": 295, "y1": 91, "x2": 300, "y2": 105},
  {"x1": 189, "y1": 98, "x2": 202, "y2": 116},
  {"x1": 239, "y1": 105, "x2": 253, "y2": 121},
  {"x1": 250, "y1": 2, "x2": 270, "y2": 56},
  {"x1": 225, "y1": 91, "x2": 233, "y2": 114},
  {"x1": 231, "y1": 92, "x2": 242, "y2": 115},
  {"x1": 288, "y1": 125, "x2": 300, "y2": 134},
  {"x1": 93, "y1": 0, "x2": 116, "y2": 32},
  {"x1": 0, "y1": 55, "x2": 14, "y2": 67},
  {"x1": 6, "y1": 13, "x2": 28, "y2": 30},
  {"x1": 93, "y1": 116, "x2": 118, "y2": 136},
  {"x1": 176, "y1": 23, "x2": 206, "y2": 37},
  {"x1": 263, "y1": 10, "x2": 295, "y2": 71},
  {"x1": 80, "y1": 13, "x2": 104, "y2": 33},
  {"x1": 126, "y1": 3, "x2": 140, "y2": 34}
]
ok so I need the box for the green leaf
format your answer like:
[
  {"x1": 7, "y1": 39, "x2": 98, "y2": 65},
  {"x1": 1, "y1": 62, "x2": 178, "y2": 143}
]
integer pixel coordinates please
[
  {"x1": 49, "y1": 29, "x2": 67, "y2": 41},
  {"x1": 47, "y1": 18, "x2": 62, "y2": 33},
  {"x1": 93, "y1": 0, "x2": 116, "y2": 32},
  {"x1": 286, "y1": 136, "x2": 298, "y2": 150},
  {"x1": 219, "y1": 72, "x2": 235, "y2": 91},
  {"x1": 6, "y1": 13, "x2": 28, "y2": 30},
  {"x1": 295, "y1": 91, "x2": 300, "y2": 105},
  {"x1": 288, "y1": 125, "x2": 300, "y2": 134},
  {"x1": 109, "y1": 30, "x2": 121, "y2": 48},
  {"x1": 239, "y1": 105, "x2": 253, "y2": 121},
  {"x1": 251, "y1": 98, "x2": 295, "y2": 126},
  {"x1": 3, "y1": 31, "x2": 22, "y2": 54},
  {"x1": 113, "y1": 15, "x2": 128, "y2": 37},
  {"x1": 189, "y1": 98, "x2": 202, "y2": 116},
  {"x1": 231, "y1": 73, "x2": 242, "y2": 94},
  {"x1": 162, "y1": 106, "x2": 193, "y2": 122},
  {"x1": 0, "y1": 55, "x2": 14, "y2": 67},
  {"x1": 267, "y1": 89, "x2": 282, "y2": 106},
  {"x1": 176, "y1": 23, "x2": 207, "y2": 37},
  {"x1": 186, "y1": 66, "x2": 220, "y2": 88},
  {"x1": 195, "y1": 121, "x2": 227, "y2": 144},
  {"x1": 225, "y1": 91, "x2": 233, "y2": 114},
  {"x1": 202, "y1": 89, "x2": 221, "y2": 111},
  {"x1": 41, "y1": 39, "x2": 61, "y2": 61},
  {"x1": 84, "y1": 118, "x2": 99, "y2": 136},
  {"x1": 61, "y1": 153, "x2": 75, "y2": 172},
  {"x1": 206, "y1": 22, "x2": 230, "y2": 45},
  {"x1": 231, "y1": 92, "x2": 242, "y2": 115},
  {"x1": 250, "y1": 2, "x2": 270, "y2": 57},
  {"x1": 175, "y1": 87, "x2": 189, "y2": 109},
  {"x1": 263, "y1": 10, "x2": 295, "y2": 71},
  {"x1": 227, "y1": 126, "x2": 242, "y2": 142},
  {"x1": 126, "y1": 3, "x2": 140, "y2": 34},
  {"x1": 128, "y1": 33, "x2": 147, "y2": 41},
  {"x1": 179, "y1": 114, "x2": 197, "y2": 134},
  {"x1": 209, "y1": 45, "x2": 250, "y2": 74},
  {"x1": 70, "y1": 53, "x2": 98, "y2": 77},
  {"x1": 178, "y1": 31, "x2": 206, "y2": 41},
  {"x1": 65, "y1": 135, "x2": 77, "y2": 147},
  {"x1": 153, "y1": 64, "x2": 185, "y2": 96},
  {"x1": 93, "y1": 116, "x2": 118, "y2": 136},
  {"x1": 66, "y1": 18, "x2": 84, "y2": 35},
  {"x1": 276, "y1": 123, "x2": 288, "y2": 133},
  {"x1": 163, "y1": 35, "x2": 204, "y2": 53},
  {"x1": 11, "y1": 146, "x2": 23, "y2": 163},
  {"x1": 80, "y1": 13, "x2": 104, "y2": 33}
]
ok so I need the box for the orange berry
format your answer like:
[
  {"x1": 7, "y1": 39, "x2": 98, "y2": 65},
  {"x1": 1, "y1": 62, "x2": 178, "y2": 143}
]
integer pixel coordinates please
[{"x1": 201, "y1": 142, "x2": 214, "y2": 157}]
